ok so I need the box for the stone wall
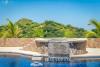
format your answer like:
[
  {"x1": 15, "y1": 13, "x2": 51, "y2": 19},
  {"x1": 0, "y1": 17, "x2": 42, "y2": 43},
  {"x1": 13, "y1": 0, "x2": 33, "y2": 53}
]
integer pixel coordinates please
[
  {"x1": 70, "y1": 41, "x2": 87, "y2": 55},
  {"x1": 0, "y1": 38, "x2": 100, "y2": 54},
  {"x1": 0, "y1": 38, "x2": 35, "y2": 47},
  {"x1": 87, "y1": 38, "x2": 100, "y2": 48},
  {"x1": 0, "y1": 38, "x2": 5, "y2": 47},
  {"x1": 0, "y1": 38, "x2": 44, "y2": 53}
]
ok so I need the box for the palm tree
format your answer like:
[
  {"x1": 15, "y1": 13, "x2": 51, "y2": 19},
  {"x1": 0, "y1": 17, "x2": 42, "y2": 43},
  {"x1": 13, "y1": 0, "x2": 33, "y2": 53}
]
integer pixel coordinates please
[
  {"x1": 87, "y1": 19, "x2": 100, "y2": 37},
  {"x1": 85, "y1": 31, "x2": 97, "y2": 38},
  {"x1": 3, "y1": 19, "x2": 21, "y2": 38},
  {"x1": 1, "y1": 19, "x2": 21, "y2": 46}
]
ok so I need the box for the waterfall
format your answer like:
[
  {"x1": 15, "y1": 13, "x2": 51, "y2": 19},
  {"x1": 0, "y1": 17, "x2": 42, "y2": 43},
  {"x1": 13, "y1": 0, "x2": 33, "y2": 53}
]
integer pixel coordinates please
[{"x1": 48, "y1": 39, "x2": 70, "y2": 63}]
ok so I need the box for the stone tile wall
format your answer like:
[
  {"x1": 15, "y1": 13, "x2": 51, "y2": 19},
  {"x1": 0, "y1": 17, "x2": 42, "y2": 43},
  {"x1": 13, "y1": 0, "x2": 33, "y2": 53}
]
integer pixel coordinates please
[
  {"x1": 0, "y1": 38, "x2": 99, "y2": 54},
  {"x1": 87, "y1": 38, "x2": 100, "y2": 48}
]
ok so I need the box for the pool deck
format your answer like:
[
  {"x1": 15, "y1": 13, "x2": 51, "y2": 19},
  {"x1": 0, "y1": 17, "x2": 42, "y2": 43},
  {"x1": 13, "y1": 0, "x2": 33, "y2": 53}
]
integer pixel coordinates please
[
  {"x1": 72, "y1": 48, "x2": 100, "y2": 57},
  {"x1": 0, "y1": 47, "x2": 43, "y2": 57},
  {"x1": 0, "y1": 47, "x2": 100, "y2": 60},
  {"x1": 70, "y1": 48, "x2": 100, "y2": 60}
]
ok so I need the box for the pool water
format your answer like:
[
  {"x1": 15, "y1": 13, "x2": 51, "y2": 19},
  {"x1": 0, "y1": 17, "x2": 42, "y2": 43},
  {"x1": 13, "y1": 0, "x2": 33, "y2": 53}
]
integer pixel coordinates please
[
  {"x1": 0, "y1": 57, "x2": 32, "y2": 67},
  {"x1": 46, "y1": 61, "x2": 100, "y2": 67},
  {"x1": 0, "y1": 57, "x2": 100, "y2": 67}
]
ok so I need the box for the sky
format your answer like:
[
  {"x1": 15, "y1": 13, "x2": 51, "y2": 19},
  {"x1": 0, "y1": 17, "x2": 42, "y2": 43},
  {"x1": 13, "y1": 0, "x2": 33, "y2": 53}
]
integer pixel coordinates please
[{"x1": 0, "y1": 0, "x2": 100, "y2": 29}]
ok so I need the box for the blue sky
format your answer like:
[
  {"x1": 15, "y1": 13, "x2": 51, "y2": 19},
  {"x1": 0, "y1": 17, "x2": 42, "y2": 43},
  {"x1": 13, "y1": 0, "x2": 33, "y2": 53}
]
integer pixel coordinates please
[{"x1": 0, "y1": 0, "x2": 100, "y2": 29}]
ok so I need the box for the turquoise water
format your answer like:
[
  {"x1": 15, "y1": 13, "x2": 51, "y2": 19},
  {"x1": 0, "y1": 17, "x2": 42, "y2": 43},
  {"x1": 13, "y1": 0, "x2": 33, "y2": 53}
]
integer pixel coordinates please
[
  {"x1": 0, "y1": 57, "x2": 32, "y2": 67},
  {"x1": 46, "y1": 61, "x2": 100, "y2": 67},
  {"x1": 0, "y1": 57, "x2": 100, "y2": 67}
]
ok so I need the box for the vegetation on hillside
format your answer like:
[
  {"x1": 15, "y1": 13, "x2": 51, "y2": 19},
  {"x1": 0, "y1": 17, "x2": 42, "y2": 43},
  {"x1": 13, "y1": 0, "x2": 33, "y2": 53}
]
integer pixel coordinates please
[{"x1": 0, "y1": 18, "x2": 99, "y2": 38}]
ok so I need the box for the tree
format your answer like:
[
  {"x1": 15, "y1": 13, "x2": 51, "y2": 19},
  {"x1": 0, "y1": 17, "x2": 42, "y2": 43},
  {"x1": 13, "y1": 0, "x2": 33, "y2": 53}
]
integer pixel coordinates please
[
  {"x1": 33, "y1": 28, "x2": 44, "y2": 37},
  {"x1": 87, "y1": 19, "x2": 100, "y2": 37},
  {"x1": 0, "y1": 26, "x2": 5, "y2": 37},
  {"x1": 0, "y1": 18, "x2": 88, "y2": 38},
  {"x1": 85, "y1": 31, "x2": 97, "y2": 38},
  {"x1": 64, "y1": 25, "x2": 86, "y2": 38},
  {"x1": 16, "y1": 18, "x2": 38, "y2": 37},
  {"x1": 42, "y1": 20, "x2": 65, "y2": 37},
  {"x1": 3, "y1": 19, "x2": 21, "y2": 38}
]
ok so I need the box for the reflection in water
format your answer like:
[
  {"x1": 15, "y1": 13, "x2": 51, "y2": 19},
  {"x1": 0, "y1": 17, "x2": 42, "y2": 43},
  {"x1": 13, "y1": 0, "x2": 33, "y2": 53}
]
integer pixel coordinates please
[
  {"x1": 30, "y1": 61, "x2": 43, "y2": 67},
  {"x1": 0, "y1": 57, "x2": 100, "y2": 67},
  {"x1": 10, "y1": 61, "x2": 16, "y2": 67},
  {"x1": 44, "y1": 60, "x2": 100, "y2": 67},
  {"x1": 70, "y1": 60, "x2": 87, "y2": 67},
  {"x1": 70, "y1": 60, "x2": 100, "y2": 67},
  {"x1": 86, "y1": 61, "x2": 100, "y2": 67}
]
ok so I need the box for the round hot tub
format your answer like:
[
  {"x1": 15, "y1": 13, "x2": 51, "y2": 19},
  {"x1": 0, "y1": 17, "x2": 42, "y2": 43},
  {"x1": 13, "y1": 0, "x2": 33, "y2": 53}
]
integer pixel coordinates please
[{"x1": 35, "y1": 38, "x2": 87, "y2": 55}]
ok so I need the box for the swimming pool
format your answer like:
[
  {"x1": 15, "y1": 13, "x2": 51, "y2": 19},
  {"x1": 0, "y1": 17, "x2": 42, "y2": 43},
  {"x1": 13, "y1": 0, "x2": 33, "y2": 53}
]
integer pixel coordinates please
[
  {"x1": 0, "y1": 57, "x2": 100, "y2": 67},
  {"x1": 0, "y1": 56, "x2": 32, "y2": 67},
  {"x1": 45, "y1": 60, "x2": 100, "y2": 67}
]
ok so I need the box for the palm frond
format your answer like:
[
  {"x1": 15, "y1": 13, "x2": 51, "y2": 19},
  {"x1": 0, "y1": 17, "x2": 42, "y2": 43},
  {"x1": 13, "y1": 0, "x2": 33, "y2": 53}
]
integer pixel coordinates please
[{"x1": 90, "y1": 20, "x2": 100, "y2": 30}]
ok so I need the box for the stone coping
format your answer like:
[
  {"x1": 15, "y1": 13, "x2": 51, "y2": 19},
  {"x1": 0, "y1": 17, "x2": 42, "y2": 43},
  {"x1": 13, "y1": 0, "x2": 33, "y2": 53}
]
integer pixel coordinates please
[
  {"x1": 0, "y1": 47, "x2": 44, "y2": 57},
  {"x1": 35, "y1": 38, "x2": 87, "y2": 43}
]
